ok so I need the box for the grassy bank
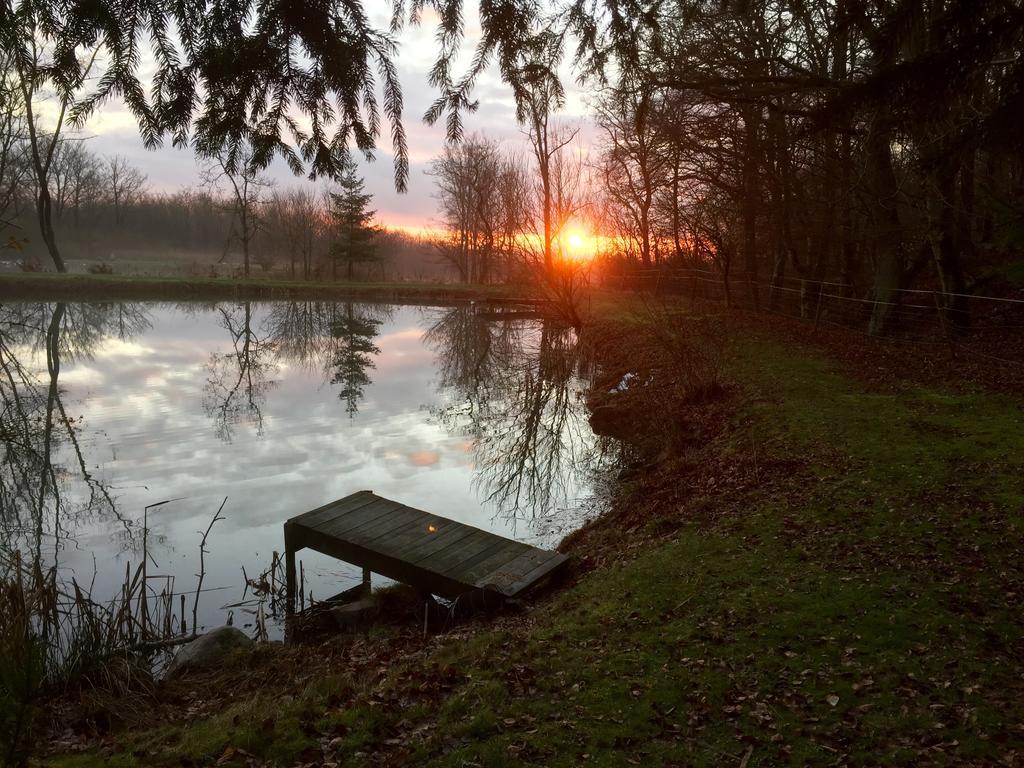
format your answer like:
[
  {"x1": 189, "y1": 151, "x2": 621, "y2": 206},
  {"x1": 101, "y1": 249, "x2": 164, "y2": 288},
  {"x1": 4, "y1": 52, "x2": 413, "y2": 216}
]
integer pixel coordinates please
[
  {"x1": 0, "y1": 273, "x2": 518, "y2": 304},
  {"x1": 44, "y1": 302, "x2": 1024, "y2": 767}
]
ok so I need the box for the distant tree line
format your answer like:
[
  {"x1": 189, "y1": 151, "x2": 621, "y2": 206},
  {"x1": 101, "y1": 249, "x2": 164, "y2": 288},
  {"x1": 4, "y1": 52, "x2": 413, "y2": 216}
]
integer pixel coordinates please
[
  {"x1": 0, "y1": 113, "x2": 442, "y2": 279},
  {"x1": 0, "y1": 38, "x2": 442, "y2": 279}
]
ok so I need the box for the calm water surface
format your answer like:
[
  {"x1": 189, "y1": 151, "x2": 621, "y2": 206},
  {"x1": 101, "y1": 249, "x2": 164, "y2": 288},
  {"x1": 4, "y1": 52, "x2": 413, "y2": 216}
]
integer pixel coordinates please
[{"x1": 0, "y1": 301, "x2": 608, "y2": 634}]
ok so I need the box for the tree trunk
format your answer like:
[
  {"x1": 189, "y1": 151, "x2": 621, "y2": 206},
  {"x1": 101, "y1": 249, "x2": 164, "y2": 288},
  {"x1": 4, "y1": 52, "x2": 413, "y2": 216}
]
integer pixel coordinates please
[
  {"x1": 866, "y1": 122, "x2": 903, "y2": 336},
  {"x1": 640, "y1": 208, "x2": 651, "y2": 267},
  {"x1": 20, "y1": 76, "x2": 67, "y2": 273},
  {"x1": 839, "y1": 128, "x2": 856, "y2": 295},
  {"x1": 240, "y1": 208, "x2": 251, "y2": 278},
  {"x1": 741, "y1": 106, "x2": 761, "y2": 309},
  {"x1": 927, "y1": 159, "x2": 969, "y2": 330},
  {"x1": 36, "y1": 184, "x2": 66, "y2": 273},
  {"x1": 543, "y1": 174, "x2": 553, "y2": 274}
]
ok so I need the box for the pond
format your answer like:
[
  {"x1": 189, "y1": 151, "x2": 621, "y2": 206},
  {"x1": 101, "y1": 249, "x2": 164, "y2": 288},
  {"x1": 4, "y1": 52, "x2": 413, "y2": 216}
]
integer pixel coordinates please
[{"x1": 0, "y1": 300, "x2": 610, "y2": 638}]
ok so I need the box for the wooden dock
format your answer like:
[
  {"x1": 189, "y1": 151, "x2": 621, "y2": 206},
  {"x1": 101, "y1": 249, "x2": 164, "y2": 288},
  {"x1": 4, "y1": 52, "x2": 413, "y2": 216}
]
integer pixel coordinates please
[{"x1": 284, "y1": 491, "x2": 569, "y2": 611}]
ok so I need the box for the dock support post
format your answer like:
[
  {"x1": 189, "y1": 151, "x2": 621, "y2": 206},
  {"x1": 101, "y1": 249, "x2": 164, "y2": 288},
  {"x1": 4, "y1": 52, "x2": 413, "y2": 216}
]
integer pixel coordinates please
[
  {"x1": 362, "y1": 567, "x2": 371, "y2": 596},
  {"x1": 284, "y1": 524, "x2": 297, "y2": 615}
]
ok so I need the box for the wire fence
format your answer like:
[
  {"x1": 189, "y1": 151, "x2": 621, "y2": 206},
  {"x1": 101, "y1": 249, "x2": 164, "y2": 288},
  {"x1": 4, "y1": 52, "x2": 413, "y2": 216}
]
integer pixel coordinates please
[{"x1": 603, "y1": 266, "x2": 1024, "y2": 369}]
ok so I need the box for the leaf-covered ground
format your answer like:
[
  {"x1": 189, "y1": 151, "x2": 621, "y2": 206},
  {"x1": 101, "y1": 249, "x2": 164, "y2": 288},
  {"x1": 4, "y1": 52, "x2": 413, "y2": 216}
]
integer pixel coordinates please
[{"x1": 45, "y1": 307, "x2": 1024, "y2": 767}]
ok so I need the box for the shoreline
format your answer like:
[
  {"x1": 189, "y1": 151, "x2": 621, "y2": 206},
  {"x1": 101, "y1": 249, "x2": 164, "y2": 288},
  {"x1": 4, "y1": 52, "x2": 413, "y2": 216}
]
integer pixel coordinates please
[{"x1": 0, "y1": 273, "x2": 523, "y2": 305}]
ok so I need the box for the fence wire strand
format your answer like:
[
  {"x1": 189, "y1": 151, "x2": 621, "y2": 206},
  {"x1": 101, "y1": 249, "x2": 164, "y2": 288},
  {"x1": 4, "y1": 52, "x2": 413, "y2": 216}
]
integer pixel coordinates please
[{"x1": 606, "y1": 267, "x2": 1024, "y2": 369}]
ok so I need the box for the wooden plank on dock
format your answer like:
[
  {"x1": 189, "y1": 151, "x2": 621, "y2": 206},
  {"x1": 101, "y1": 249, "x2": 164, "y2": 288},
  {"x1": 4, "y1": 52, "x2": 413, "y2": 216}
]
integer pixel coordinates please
[{"x1": 284, "y1": 491, "x2": 568, "y2": 610}]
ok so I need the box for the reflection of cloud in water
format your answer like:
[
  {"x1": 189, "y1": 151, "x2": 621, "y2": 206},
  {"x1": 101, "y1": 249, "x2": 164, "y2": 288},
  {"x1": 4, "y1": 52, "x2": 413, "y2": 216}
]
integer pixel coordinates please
[
  {"x1": 95, "y1": 339, "x2": 155, "y2": 358},
  {"x1": 407, "y1": 450, "x2": 440, "y2": 467},
  {"x1": 61, "y1": 366, "x2": 105, "y2": 387}
]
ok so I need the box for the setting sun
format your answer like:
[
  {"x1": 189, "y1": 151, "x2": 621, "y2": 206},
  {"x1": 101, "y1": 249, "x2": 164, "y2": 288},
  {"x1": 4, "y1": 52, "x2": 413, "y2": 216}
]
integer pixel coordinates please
[{"x1": 563, "y1": 228, "x2": 597, "y2": 261}]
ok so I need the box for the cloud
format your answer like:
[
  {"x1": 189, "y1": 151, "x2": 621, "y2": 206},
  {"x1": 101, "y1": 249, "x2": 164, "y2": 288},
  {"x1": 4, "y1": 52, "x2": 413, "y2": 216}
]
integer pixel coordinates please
[{"x1": 70, "y1": 12, "x2": 594, "y2": 228}]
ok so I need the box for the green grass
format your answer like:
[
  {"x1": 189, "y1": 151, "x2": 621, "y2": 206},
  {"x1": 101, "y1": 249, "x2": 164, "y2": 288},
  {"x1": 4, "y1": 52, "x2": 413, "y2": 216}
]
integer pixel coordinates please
[
  {"x1": 0, "y1": 272, "x2": 517, "y2": 303},
  {"x1": 44, "y1": 325, "x2": 1024, "y2": 767}
]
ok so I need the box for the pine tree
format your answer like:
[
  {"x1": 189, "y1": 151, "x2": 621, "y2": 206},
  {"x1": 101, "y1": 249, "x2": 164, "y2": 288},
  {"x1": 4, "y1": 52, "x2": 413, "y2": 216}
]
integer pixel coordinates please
[
  {"x1": 329, "y1": 304, "x2": 381, "y2": 417},
  {"x1": 327, "y1": 161, "x2": 379, "y2": 281}
]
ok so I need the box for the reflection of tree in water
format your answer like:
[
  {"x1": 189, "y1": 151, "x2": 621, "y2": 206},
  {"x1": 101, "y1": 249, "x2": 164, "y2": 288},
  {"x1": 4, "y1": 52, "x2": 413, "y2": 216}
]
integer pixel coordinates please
[
  {"x1": 204, "y1": 301, "x2": 387, "y2": 437},
  {"x1": 265, "y1": 301, "x2": 340, "y2": 370},
  {"x1": 202, "y1": 302, "x2": 279, "y2": 442},
  {"x1": 0, "y1": 302, "x2": 150, "y2": 557},
  {"x1": 265, "y1": 301, "x2": 387, "y2": 418},
  {"x1": 425, "y1": 307, "x2": 597, "y2": 531},
  {"x1": 329, "y1": 304, "x2": 382, "y2": 417}
]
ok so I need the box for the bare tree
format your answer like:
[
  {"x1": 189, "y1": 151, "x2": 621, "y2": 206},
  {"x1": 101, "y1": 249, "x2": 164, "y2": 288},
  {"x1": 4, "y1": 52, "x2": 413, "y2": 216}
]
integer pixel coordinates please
[
  {"x1": 594, "y1": 87, "x2": 669, "y2": 268},
  {"x1": 265, "y1": 188, "x2": 325, "y2": 280},
  {"x1": 266, "y1": 190, "x2": 300, "y2": 279},
  {"x1": 202, "y1": 303, "x2": 278, "y2": 442},
  {"x1": 200, "y1": 145, "x2": 273, "y2": 277},
  {"x1": 518, "y1": 128, "x2": 591, "y2": 327},
  {"x1": 425, "y1": 306, "x2": 595, "y2": 528},
  {"x1": 104, "y1": 155, "x2": 146, "y2": 225},
  {"x1": 518, "y1": 62, "x2": 579, "y2": 274},
  {"x1": 430, "y1": 137, "x2": 524, "y2": 284},
  {"x1": 0, "y1": 303, "x2": 146, "y2": 558},
  {"x1": 0, "y1": 53, "x2": 27, "y2": 248},
  {"x1": 45, "y1": 140, "x2": 103, "y2": 229},
  {"x1": 9, "y1": 22, "x2": 100, "y2": 272}
]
